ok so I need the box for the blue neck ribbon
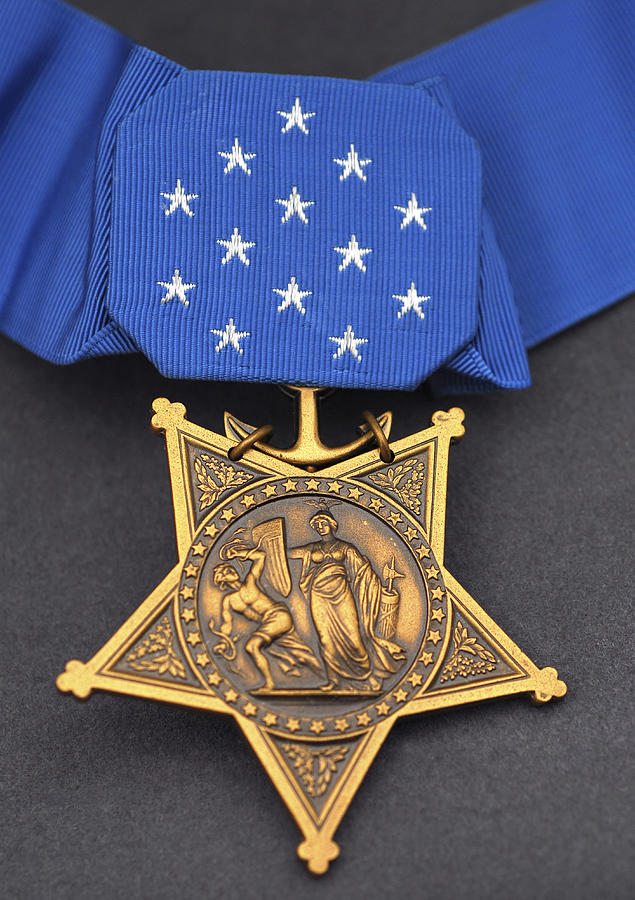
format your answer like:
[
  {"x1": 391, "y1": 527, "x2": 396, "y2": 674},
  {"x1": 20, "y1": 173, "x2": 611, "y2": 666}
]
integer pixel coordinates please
[{"x1": 0, "y1": 0, "x2": 632, "y2": 392}]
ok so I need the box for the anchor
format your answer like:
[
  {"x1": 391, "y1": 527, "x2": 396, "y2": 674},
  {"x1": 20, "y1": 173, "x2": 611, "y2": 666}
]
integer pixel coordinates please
[{"x1": 224, "y1": 386, "x2": 392, "y2": 470}]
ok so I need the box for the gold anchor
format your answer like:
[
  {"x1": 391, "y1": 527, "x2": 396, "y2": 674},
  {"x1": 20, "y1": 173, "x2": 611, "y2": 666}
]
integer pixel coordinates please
[{"x1": 224, "y1": 385, "x2": 393, "y2": 470}]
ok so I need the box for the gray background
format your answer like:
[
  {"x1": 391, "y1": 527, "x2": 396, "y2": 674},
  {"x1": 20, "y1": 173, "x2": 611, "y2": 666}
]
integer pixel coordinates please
[{"x1": 1, "y1": 1, "x2": 633, "y2": 897}]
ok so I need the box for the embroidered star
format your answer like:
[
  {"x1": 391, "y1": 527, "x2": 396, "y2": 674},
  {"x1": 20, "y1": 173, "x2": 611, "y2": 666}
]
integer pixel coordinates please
[
  {"x1": 157, "y1": 269, "x2": 195, "y2": 307},
  {"x1": 309, "y1": 720, "x2": 325, "y2": 735},
  {"x1": 207, "y1": 671, "x2": 222, "y2": 686},
  {"x1": 186, "y1": 631, "x2": 202, "y2": 647},
  {"x1": 286, "y1": 717, "x2": 301, "y2": 732},
  {"x1": 277, "y1": 97, "x2": 315, "y2": 134},
  {"x1": 394, "y1": 688, "x2": 408, "y2": 703},
  {"x1": 334, "y1": 234, "x2": 372, "y2": 272},
  {"x1": 431, "y1": 607, "x2": 445, "y2": 623},
  {"x1": 273, "y1": 276, "x2": 311, "y2": 315},
  {"x1": 161, "y1": 178, "x2": 198, "y2": 217},
  {"x1": 204, "y1": 523, "x2": 219, "y2": 538},
  {"x1": 334, "y1": 718, "x2": 350, "y2": 732},
  {"x1": 329, "y1": 325, "x2": 368, "y2": 362},
  {"x1": 333, "y1": 143, "x2": 371, "y2": 181},
  {"x1": 356, "y1": 712, "x2": 372, "y2": 726},
  {"x1": 211, "y1": 319, "x2": 250, "y2": 355},
  {"x1": 393, "y1": 282, "x2": 430, "y2": 321},
  {"x1": 394, "y1": 192, "x2": 431, "y2": 230},
  {"x1": 217, "y1": 227, "x2": 255, "y2": 266},
  {"x1": 263, "y1": 713, "x2": 278, "y2": 727},
  {"x1": 243, "y1": 701, "x2": 258, "y2": 717},
  {"x1": 428, "y1": 630, "x2": 442, "y2": 646},
  {"x1": 407, "y1": 672, "x2": 423, "y2": 687},
  {"x1": 184, "y1": 563, "x2": 198, "y2": 578},
  {"x1": 181, "y1": 607, "x2": 195, "y2": 623},
  {"x1": 218, "y1": 137, "x2": 256, "y2": 175},
  {"x1": 276, "y1": 186, "x2": 314, "y2": 224}
]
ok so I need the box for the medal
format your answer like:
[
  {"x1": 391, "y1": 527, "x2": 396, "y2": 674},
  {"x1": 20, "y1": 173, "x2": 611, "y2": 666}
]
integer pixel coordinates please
[{"x1": 57, "y1": 388, "x2": 565, "y2": 872}]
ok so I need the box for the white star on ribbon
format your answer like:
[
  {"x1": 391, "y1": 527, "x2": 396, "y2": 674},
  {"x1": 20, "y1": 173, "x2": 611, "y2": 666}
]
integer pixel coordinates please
[
  {"x1": 211, "y1": 318, "x2": 250, "y2": 355},
  {"x1": 393, "y1": 192, "x2": 431, "y2": 230},
  {"x1": 392, "y1": 282, "x2": 430, "y2": 320},
  {"x1": 272, "y1": 276, "x2": 312, "y2": 315},
  {"x1": 157, "y1": 269, "x2": 195, "y2": 306},
  {"x1": 218, "y1": 137, "x2": 256, "y2": 175},
  {"x1": 334, "y1": 234, "x2": 372, "y2": 272},
  {"x1": 329, "y1": 324, "x2": 368, "y2": 362},
  {"x1": 276, "y1": 186, "x2": 315, "y2": 224},
  {"x1": 217, "y1": 228, "x2": 256, "y2": 266},
  {"x1": 333, "y1": 144, "x2": 371, "y2": 181},
  {"x1": 161, "y1": 179, "x2": 198, "y2": 217},
  {"x1": 277, "y1": 97, "x2": 316, "y2": 134}
]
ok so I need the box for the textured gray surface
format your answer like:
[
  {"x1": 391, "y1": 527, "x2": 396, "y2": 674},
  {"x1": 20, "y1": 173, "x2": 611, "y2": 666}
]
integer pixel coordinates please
[{"x1": 1, "y1": 1, "x2": 634, "y2": 897}]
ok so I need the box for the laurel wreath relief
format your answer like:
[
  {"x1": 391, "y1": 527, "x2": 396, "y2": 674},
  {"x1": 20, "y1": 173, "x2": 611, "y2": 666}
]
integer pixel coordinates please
[
  {"x1": 282, "y1": 744, "x2": 350, "y2": 797},
  {"x1": 369, "y1": 458, "x2": 426, "y2": 515},
  {"x1": 440, "y1": 621, "x2": 497, "y2": 682},
  {"x1": 194, "y1": 453, "x2": 251, "y2": 510},
  {"x1": 126, "y1": 616, "x2": 186, "y2": 679}
]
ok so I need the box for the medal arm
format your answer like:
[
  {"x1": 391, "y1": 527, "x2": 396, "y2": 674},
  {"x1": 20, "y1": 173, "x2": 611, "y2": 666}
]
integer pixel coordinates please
[{"x1": 246, "y1": 548, "x2": 266, "y2": 581}]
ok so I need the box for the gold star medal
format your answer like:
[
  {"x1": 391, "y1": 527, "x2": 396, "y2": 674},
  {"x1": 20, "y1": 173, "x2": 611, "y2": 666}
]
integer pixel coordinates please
[{"x1": 57, "y1": 388, "x2": 566, "y2": 873}]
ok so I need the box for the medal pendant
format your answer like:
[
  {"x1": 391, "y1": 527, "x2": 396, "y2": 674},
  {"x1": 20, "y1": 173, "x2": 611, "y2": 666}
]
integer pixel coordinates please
[{"x1": 57, "y1": 389, "x2": 566, "y2": 873}]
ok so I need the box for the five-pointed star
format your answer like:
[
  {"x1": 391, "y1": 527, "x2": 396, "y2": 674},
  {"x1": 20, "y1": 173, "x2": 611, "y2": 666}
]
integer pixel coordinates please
[
  {"x1": 276, "y1": 186, "x2": 314, "y2": 224},
  {"x1": 283, "y1": 479, "x2": 298, "y2": 492},
  {"x1": 273, "y1": 276, "x2": 312, "y2": 315},
  {"x1": 334, "y1": 234, "x2": 372, "y2": 272},
  {"x1": 404, "y1": 526, "x2": 418, "y2": 541},
  {"x1": 333, "y1": 143, "x2": 372, "y2": 181},
  {"x1": 218, "y1": 137, "x2": 256, "y2": 175},
  {"x1": 387, "y1": 511, "x2": 402, "y2": 526},
  {"x1": 375, "y1": 701, "x2": 391, "y2": 717},
  {"x1": 393, "y1": 282, "x2": 430, "y2": 321},
  {"x1": 415, "y1": 544, "x2": 431, "y2": 559},
  {"x1": 334, "y1": 718, "x2": 350, "y2": 732},
  {"x1": 204, "y1": 523, "x2": 219, "y2": 538},
  {"x1": 431, "y1": 607, "x2": 445, "y2": 623},
  {"x1": 196, "y1": 651, "x2": 211, "y2": 667},
  {"x1": 305, "y1": 478, "x2": 320, "y2": 490},
  {"x1": 157, "y1": 269, "x2": 195, "y2": 307},
  {"x1": 428, "y1": 630, "x2": 442, "y2": 645},
  {"x1": 329, "y1": 325, "x2": 368, "y2": 362},
  {"x1": 368, "y1": 497, "x2": 383, "y2": 512},
  {"x1": 394, "y1": 688, "x2": 409, "y2": 703},
  {"x1": 277, "y1": 97, "x2": 315, "y2": 133},
  {"x1": 224, "y1": 688, "x2": 239, "y2": 703},
  {"x1": 240, "y1": 494, "x2": 256, "y2": 509},
  {"x1": 430, "y1": 586, "x2": 444, "y2": 601},
  {"x1": 356, "y1": 712, "x2": 372, "y2": 726},
  {"x1": 184, "y1": 563, "x2": 198, "y2": 578},
  {"x1": 286, "y1": 717, "x2": 301, "y2": 732},
  {"x1": 192, "y1": 541, "x2": 207, "y2": 556},
  {"x1": 181, "y1": 585, "x2": 194, "y2": 600},
  {"x1": 394, "y1": 192, "x2": 431, "y2": 230},
  {"x1": 207, "y1": 671, "x2": 222, "y2": 686},
  {"x1": 310, "y1": 720, "x2": 326, "y2": 734},
  {"x1": 211, "y1": 319, "x2": 250, "y2": 355},
  {"x1": 186, "y1": 631, "x2": 202, "y2": 647},
  {"x1": 420, "y1": 650, "x2": 434, "y2": 666},
  {"x1": 161, "y1": 178, "x2": 198, "y2": 217},
  {"x1": 426, "y1": 566, "x2": 440, "y2": 580},
  {"x1": 220, "y1": 507, "x2": 236, "y2": 522},
  {"x1": 263, "y1": 713, "x2": 278, "y2": 727},
  {"x1": 407, "y1": 672, "x2": 423, "y2": 687},
  {"x1": 217, "y1": 227, "x2": 255, "y2": 266},
  {"x1": 181, "y1": 607, "x2": 195, "y2": 623},
  {"x1": 348, "y1": 486, "x2": 362, "y2": 500},
  {"x1": 261, "y1": 483, "x2": 277, "y2": 497},
  {"x1": 328, "y1": 482, "x2": 342, "y2": 493},
  {"x1": 243, "y1": 701, "x2": 258, "y2": 717}
]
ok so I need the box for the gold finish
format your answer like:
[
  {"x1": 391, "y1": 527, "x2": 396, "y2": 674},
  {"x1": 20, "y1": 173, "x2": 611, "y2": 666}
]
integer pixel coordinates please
[
  {"x1": 224, "y1": 386, "x2": 392, "y2": 468},
  {"x1": 57, "y1": 396, "x2": 566, "y2": 874}
]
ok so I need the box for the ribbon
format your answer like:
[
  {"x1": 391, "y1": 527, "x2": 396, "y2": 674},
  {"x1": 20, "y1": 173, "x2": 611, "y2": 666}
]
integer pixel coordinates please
[{"x1": 0, "y1": 0, "x2": 632, "y2": 392}]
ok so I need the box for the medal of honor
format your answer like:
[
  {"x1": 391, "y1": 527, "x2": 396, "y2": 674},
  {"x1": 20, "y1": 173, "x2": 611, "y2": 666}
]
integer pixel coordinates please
[{"x1": 57, "y1": 388, "x2": 566, "y2": 872}]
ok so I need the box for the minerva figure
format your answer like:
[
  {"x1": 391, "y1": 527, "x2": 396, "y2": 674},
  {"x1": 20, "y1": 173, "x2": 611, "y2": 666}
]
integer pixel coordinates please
[{"x1": 289, "y1": 505, "x2": 405, "y2": 691}]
